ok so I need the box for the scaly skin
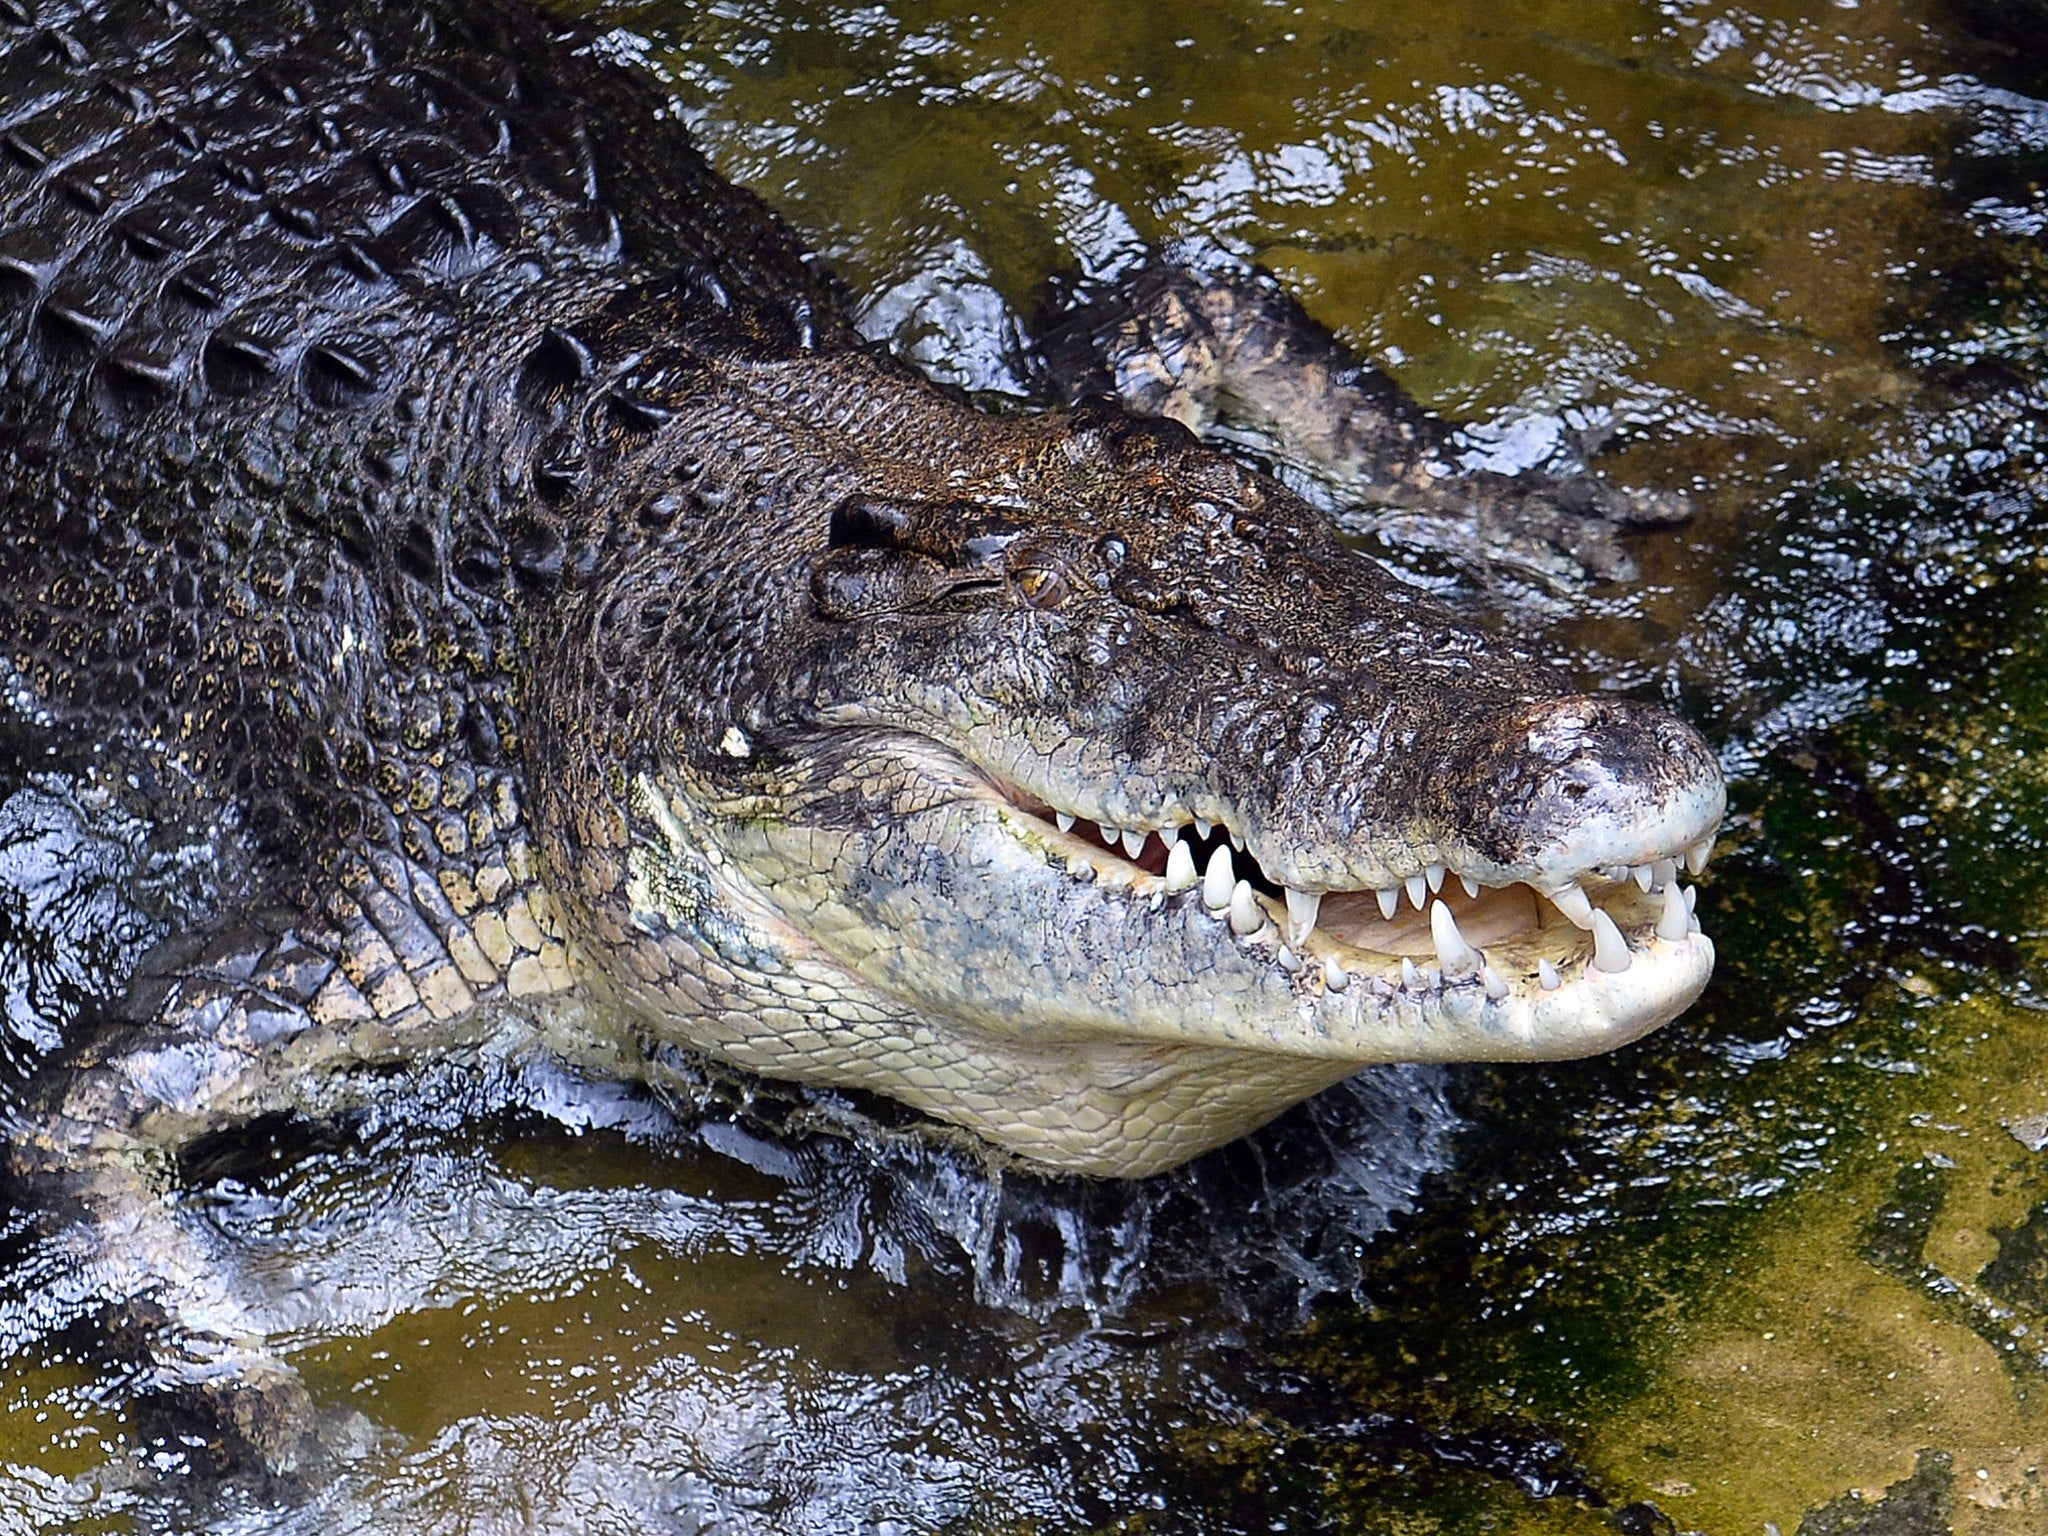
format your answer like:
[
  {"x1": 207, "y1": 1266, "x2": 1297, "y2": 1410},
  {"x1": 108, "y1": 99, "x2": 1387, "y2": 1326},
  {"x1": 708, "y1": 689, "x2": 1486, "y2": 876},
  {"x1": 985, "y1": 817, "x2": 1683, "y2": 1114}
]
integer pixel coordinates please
[{"x1": 1, "y1": 0, "x2": 1723, "y2": 1199}]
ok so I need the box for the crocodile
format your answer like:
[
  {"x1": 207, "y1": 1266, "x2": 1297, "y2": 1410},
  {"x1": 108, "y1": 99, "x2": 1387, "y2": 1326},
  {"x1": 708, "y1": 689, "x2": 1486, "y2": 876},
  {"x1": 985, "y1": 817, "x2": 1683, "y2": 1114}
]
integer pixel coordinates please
[{"x1": 0, "y1": 0, "x2": 1721, "y2": 1472}]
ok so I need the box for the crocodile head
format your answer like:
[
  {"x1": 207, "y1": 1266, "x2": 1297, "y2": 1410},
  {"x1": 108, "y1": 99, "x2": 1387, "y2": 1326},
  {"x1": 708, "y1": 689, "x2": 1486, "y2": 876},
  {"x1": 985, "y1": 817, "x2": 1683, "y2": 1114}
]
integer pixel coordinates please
[{"x1": 557, "y1": 397, "x2": 1722, "y2": 1178}]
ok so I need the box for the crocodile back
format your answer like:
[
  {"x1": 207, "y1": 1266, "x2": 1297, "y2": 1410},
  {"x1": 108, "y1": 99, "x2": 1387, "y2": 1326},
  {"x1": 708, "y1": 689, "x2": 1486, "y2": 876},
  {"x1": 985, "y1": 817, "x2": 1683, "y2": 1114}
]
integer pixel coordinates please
[{"x1": 0, "y1": 0, "x2": 833, "y2": 875}]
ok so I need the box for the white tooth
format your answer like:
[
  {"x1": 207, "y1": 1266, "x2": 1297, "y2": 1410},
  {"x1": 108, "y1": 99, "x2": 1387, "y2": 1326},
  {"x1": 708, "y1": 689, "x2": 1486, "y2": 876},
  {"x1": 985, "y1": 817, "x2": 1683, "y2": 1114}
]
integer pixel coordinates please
[
  {"x1": 1429, "y1": 900, "x2": 1478, "y2": 975},
  {"x1": 1685, "y1": 838, "x2": 1712, "y2": 876},
  {"x1": 1055, "y1": 811, "x2": 1075, "y2": 834},
  {"x1": 1549, "y1": 882, "x2": 1595, "y2": 929},
  {"x1": 1657, "y1": 880, "x2": 1690, "y2": 943},
  {"x1": 1067, "y1": 854, "x2": 1095, "y2": 883},
  {"x1": 1459, "y1": 873, "x2": 1481, "y2": 900},
  {"x1": 1377, "y1": 886, "x2": 1401, "y2": 921},
  {"x1": 1603, "y1": 865, "x2": 1629, "y2": 885},
  {"x1": 1284, "y1": 888, "x2": 1322, "y2": 946},
  {"x1": 1322, "y1": 955, "x2": 1349, "y2": 992},
  {"x1": 1103, "y1": 822, "x2": 1121, "y2": 847},
  {"x1": 1481, "y1": 963, "x2": 1508, "y2": 1000},
  {"x1": 1684, "y1": 885, "x2": 1697, "y2": 913},
  {"x1": 1278, "y1": 946, "x2": 1303, "y2": 973},
  {"x1": 1195, "y1": 818, "x2": 1213, "y2": 840},
  {"x1": 1405, "y1": 873, "x2": 1427, "y2": 910},
  {"x1": 1590, "y1": 908, "x2": 1631, "y2": 973},
  {"x1": 1202, "y1": 845, "x2": 1234, "y2": 910},
  {"x1": 1633, "y1": 863, "x2": 1654, "y2": 893},
  {"x1": 1653, "y1": 857, "x2": 1677, "y2": 889},
  {"x1": 1161, "y1": 824, "x2": 1181, "y2": 848},
  {"x1": 1401, "y1": 957, "x2": 1422, "y2": 990},
  {"x1": 1229, "y1": 879, "x2": 1262, "y2": 936},
  {"x1": 1425, "y1": 862, "x2": 1445, "y2": 893},
  {"x1": 1164, "y1": 838, "x2": 1198, "y2": 892},
  {"x1": 1539, "y1": 959, "x2": 1561, "y2": 991},
  {"x1": 1229, "y1": 829, "x2": 1244, "y2": 852},
  {"x1": 1120, "y1": 828, "x2": 1147, "y2": 860}
]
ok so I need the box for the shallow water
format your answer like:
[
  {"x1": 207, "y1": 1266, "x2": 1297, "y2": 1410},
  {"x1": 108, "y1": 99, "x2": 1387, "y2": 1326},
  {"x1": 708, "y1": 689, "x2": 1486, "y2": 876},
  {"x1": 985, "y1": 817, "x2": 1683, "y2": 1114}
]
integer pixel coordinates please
[{"x1": 4, "y1": 0, "x2": 2048, "y2": 1531}]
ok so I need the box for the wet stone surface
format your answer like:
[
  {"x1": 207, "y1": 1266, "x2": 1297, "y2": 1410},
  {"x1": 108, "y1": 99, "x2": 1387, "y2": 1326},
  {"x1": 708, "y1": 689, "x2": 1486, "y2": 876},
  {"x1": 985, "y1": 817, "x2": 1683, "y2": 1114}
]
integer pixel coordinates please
[
  {"x1": 5, "y1": 0, "x2": 2048, "y2": 1531},
  {"x1": 1797, "y1": 1451, "x2": 1955, "y2": 1536}
]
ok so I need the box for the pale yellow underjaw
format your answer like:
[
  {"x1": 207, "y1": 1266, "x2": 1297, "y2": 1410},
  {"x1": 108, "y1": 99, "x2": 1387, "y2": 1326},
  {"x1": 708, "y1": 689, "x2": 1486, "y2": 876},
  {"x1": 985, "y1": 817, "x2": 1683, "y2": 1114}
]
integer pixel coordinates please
[{"x1": 998, "y1": 794, "x2": 1714, "y2": 1004}]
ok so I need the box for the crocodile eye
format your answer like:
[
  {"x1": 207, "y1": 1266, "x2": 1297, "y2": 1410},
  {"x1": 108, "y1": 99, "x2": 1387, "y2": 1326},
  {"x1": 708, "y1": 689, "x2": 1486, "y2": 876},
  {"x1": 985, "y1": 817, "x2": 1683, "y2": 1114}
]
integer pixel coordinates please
[{"x1": 1014, "y1": 565, "x2": 1069, "y2": 609}]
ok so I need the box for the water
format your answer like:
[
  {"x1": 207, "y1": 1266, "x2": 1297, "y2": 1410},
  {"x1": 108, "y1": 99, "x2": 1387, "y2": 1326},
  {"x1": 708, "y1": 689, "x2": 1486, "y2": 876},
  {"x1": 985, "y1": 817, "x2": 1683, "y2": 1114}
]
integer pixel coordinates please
[{"x1": 4, "y1": 0, "x2": 2048, "y2": 1530}]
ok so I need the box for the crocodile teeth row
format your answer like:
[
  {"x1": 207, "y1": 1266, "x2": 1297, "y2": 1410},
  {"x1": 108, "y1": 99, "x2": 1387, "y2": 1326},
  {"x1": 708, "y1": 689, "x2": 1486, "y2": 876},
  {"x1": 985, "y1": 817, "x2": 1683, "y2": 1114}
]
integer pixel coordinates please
[
  {"x1": 1362, "y1": 857, "x2": 1715, "y2": 921},
  {"x1": 1201, "y1": 869, "x2": 1702, "y2": 991},
  {"x1": 1044, "y1": 810, "x2": 1709, "y2": 984},
  {"x1": 1543, "y1": 849, "x2": 1710, "y2": 933},
  {"x1": 1266, "y1": 875, "x2": 1699, "y2": 994},
  {"x1": 1052, "y1": 809, "x2": 1714, "y2": 918}
]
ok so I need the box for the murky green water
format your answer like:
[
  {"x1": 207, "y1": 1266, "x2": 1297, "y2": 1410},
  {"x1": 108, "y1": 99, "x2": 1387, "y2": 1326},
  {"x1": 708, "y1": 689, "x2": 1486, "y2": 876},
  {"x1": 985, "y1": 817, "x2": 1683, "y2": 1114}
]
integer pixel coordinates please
[{"x1": 5, "y1": 0, "x2": 2048, "y2": 1531}]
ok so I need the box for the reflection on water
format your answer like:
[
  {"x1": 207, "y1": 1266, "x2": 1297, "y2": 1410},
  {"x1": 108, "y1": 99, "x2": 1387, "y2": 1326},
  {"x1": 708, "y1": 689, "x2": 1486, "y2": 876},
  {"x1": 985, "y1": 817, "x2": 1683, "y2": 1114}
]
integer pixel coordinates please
[
  {"x1": 601, "y1": 0, "x2": 2048, "y2": 730},
  {"x1": 154, "y1": 1058, "x2": 1454, "y2": 1532},
  {"x1": 2, "y1": 961, "x2": 1458, "y2": 1530},
  {"x1": 4, "y1": 0, "x2": 2048, "y2": 1530}
]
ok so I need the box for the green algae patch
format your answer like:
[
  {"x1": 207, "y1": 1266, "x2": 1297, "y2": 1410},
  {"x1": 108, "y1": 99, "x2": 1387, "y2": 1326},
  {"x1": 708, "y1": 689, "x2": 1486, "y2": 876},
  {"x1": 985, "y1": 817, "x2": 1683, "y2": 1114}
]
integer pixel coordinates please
[
  {"x1": 1581, "y1": 985, "x2": 2048, "y2": 1535},
  {"x1": 1257, "y1": 968, "x2": 2048, "y2": 1535},
  {"x1": 0, "y1": 1357, "x2": 129, "y2": 1536}
]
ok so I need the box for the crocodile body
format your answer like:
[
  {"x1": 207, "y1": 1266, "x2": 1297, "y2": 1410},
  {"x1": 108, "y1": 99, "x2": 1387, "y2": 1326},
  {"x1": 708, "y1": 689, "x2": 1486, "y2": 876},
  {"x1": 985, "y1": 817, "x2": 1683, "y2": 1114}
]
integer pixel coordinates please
[
  {"x1": 1, "y1": 0, "x2": 1722, "y2": 1192},
  {"x1": 0, "y1": 0, "x2": 843, "y2": 1031}
]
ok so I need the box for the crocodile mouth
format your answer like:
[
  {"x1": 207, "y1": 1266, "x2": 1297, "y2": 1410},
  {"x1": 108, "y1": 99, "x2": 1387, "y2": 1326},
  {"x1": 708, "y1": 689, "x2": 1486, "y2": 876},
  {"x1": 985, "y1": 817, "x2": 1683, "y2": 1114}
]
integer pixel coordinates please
[
  {"x1": 630, "y1": 728, "x2": 1717, "y2": 1170},
  {"x1": 993, "y1": 782, "x2": 1713, "y2": 1020}
]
